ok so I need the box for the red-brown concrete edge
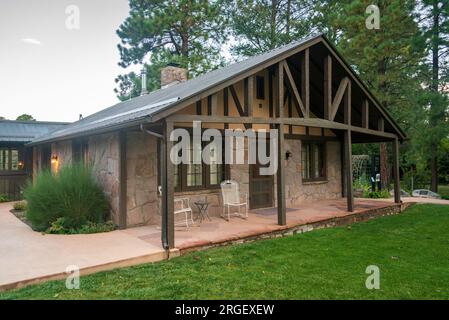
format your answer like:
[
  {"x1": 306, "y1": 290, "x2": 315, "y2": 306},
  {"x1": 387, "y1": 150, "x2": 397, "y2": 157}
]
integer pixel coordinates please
[{"x1": 178, "y1": 202, "x2": 415, "y2": 255}]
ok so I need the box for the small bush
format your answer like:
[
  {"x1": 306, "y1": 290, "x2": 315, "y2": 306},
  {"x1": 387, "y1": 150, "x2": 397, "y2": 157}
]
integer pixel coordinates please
[
  {"x1": 47, "y1": 218, "x2": 115, "y2": 234},
  {"x1": 13, "y1": 201, "x2": 27, "y2": 211},
  {"x1": 25, "y1": 165, "x2": 110, "y2": 232},
  {"x1": 0, "y1": 194, "x2": 9, "y2": 203},
  {"x1": 363, "y1": 189, "x2": 391, "y2": 199}
]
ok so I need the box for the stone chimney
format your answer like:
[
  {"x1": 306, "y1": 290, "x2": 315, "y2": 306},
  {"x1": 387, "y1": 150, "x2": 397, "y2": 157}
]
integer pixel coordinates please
[{"x1": 160, "y1": 63, "x2": 188, "y2": 89}]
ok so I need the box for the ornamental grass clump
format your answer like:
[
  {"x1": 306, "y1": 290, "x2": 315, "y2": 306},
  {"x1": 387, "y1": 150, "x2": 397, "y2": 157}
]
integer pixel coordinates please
[{"x1": 25, "y1": 164, "x2": 110, "y2": 232}]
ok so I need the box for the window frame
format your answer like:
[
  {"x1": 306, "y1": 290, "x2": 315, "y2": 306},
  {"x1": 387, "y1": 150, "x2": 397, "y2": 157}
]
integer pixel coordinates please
[
  {"x1": 173, "y1": 127, "x2": 227, "y2": 192},
  {"x1": 301, "y1": 141, "x2": 327, "y2": 183},
  {"x1": 0, "y1": 147, "x2": 23, "y2": 173}
]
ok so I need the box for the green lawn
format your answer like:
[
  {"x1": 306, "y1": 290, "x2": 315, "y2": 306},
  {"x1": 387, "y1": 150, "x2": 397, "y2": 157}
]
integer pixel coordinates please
[{"x1": 2, "y1": 204, "x2": 449, "y2": 300}]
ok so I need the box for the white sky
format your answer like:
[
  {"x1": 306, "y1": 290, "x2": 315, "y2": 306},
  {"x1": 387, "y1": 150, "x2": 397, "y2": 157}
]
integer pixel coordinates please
[{"x1": 0, "y1": 0, "x2": 132, "y2": 122}]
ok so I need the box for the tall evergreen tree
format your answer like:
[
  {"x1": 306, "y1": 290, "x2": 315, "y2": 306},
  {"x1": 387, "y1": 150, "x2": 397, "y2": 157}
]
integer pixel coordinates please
[
  {"x1": 417, "y1": 0, "x2": 449, "y2": 192},
  {"x1": 226, "y1": 0, "x2": 315, "y2": 57},
  {"x1": 115, "y1": 0, "x2": 228, "y2": 100}
]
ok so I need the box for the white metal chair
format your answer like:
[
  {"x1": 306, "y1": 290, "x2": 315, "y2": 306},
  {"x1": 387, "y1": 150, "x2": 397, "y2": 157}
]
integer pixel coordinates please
[
  {"x1": 174, "y1": 198, "x2": 195, "y2": 227},
  {"x1": 220, "y1": 180, "x2": 248, "y2": 221}
]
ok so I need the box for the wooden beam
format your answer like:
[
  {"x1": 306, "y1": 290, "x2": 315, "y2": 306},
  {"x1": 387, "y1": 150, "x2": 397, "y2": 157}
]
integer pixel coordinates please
[
  {"x1": 245, "y1": 76, "x2": 254, "y2": 117},
  {"x1": 229, "y1": 85, "x2": 245, "y2": 116},
  {"x1": 196, "y1": 100, "x2": 202, "y2": 115},
  {"x1": 330, "y1": 77, "x2": 349, "y2": 121},
  {"x1": 344, "y1": 130, "x2": 354, "y2": 212},
  {"x1": 378, "y1": 117, "x2": 384, "y2": 132},
  {"x1": 323, "y1": 55, "x2": 332, "y2": 120},
  {"x1": 164, "y1": 121, "x2": 175, "y2": 249},
  {"x1": 166, "y1": 114, "x2": 397, "y2": 139},
  {"x1": 344, "y1": 80, "x2": 351, "y2": 125},
  {"x1": 283, "y1": 60, "x2": 306, "y2": 117},
  {"x1": 277, "y1": 123, "x2": 286, "y2": 225},
  {"x1": 392, "y1": 137, "x2": 401, "y2": 204},
  {"x1": 118, "y1": 130, "x2": 127, "y2": 229},
  {"x1": 302, "y1": 48, "x2": 310, "y2": 118},
  {"x1": 362, "y1": 100, "x2": 369, "y2": 129},
  {"x1": 207, "y1": 95, "x2": 212, "y2": 115},
  {"x1": 223, "y1": 87, "x2": 229, "y2": 116},
  {"x1": 269, "y1": 68, "x2": 274, "y2": 118}
]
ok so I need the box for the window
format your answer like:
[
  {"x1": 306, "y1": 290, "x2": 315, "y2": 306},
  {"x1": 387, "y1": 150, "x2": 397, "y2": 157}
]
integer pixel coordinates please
[
  {"x1": 72, "y1": 139, "x2": 89, "y2": 165},
  {"x1": 0, "y1": 148, "x2": 21, "y2": 171},
  {"x1": 301, "y1": 142, "x2": 326, "y2": 181},
  {"x1": 173, "y1": 133, "x2": 226, "y2": 192},
  {"x1": 256, "y1": 76, "x2": 265, "y2": 100}
]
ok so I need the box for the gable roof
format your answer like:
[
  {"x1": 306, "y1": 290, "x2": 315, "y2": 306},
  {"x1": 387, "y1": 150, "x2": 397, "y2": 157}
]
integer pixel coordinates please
[
  {"x1": 28, "y1": 34, "x2": 406, "y2": 146},
  {"x1": 0, "y1": 120, "x2": 69, "y2": 143}
]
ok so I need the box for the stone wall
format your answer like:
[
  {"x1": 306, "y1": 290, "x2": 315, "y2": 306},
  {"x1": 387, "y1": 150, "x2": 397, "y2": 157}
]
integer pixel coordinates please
[
  {"x1": 88, "y1": 133, "x2": 120, "y2": 225},
  {"x1": 51, "y1": 140, "x2": 72, "y2": 174},
  {"x1": 126, "y1": 131, "x2": 160, "y2": 227},
  {"x1": 284, "y1": 139, "x2": 342, "y2": 207}
]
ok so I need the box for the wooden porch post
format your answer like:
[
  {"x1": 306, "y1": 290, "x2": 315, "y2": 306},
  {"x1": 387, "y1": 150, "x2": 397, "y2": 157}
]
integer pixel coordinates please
[
  {"x1": 343, "y1": 131, "x2": 354, "y2": 212},
  {"x1": 392, "y1": 137, "x2": 401, "y2": 204},
  {"x1": 162, "y1": 120, "x2": 175, "y2": 249},
  {"x1": 344, "y1": 80, "x2": 354, "y2": 212},
  {"x1": 277, "y1": 62, "x2": 286, "y2": 225},
  {"x1": 118, "y1": 130, "x2": 127, "y2": 229}
]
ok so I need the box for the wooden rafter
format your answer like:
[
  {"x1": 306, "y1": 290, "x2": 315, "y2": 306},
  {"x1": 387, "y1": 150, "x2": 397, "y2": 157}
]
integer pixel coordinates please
[
  {"x1": 282, "y1": 60, "x2": 307, "y2": 117},
  {"x1": 330, "y1": 77, "x2": 349, "y2": 121},
  {"x1": 229, "y1": 85, "x2": 245, "y2": 116},
  {"x1": 323, "y1": 55, "x2": 332, "y2": 120},
  {"x1": 301, "y1": 48, "x2": 310, "y2": 118}
]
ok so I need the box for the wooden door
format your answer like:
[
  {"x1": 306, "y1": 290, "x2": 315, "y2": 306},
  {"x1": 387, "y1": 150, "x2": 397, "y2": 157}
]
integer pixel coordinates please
[{"x1": 249, "y1": 162, "x2": 274, "y2": 209}]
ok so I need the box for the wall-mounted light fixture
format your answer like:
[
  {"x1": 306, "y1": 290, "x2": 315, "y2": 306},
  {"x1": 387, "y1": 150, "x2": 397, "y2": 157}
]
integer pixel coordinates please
[
  {"x1": 18, "y1": 161, "x2": 24, "y2": 169},
  {"x1": 51, "y1": 155, "x2": 58, "y2": 164},
  {"x1": 286, "y1": 150, "x2": 292, "y2": 160}
]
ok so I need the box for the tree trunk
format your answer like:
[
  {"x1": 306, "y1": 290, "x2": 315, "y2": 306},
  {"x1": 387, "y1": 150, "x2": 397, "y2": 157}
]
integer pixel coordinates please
[{"x1": 430, "y1": 1, "x2": 440, "y2": 192}]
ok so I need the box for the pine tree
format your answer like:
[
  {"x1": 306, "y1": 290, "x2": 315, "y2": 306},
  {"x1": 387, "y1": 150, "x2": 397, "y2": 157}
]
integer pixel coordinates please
[
  {"x1": 115, "y1": 0, "x2": 228, "y2": 100},
  {"x1": 417, "y1": 0, "x2": 449, "y2": 192},
  {"x1": 226, "y1": 0, "x2": 315, "y2": 57}
]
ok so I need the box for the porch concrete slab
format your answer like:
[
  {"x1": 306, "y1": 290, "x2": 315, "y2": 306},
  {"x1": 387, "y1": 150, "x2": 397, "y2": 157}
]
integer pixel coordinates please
[
  {"x1": 134, "y1": 198, "x2": 399, "y2": 251},
  {"x1": 0, "y1": 202, "x2": 165, "y2": 291}
]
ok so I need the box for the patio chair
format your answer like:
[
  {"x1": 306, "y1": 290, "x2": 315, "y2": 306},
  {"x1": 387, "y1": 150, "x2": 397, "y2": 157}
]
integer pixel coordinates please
[
  {"x1": 220, "y1": 180, "x2": 248, "y2": 221},
  {"x1": 174, "y1": 198, "x2": 195, "y2": 228}
]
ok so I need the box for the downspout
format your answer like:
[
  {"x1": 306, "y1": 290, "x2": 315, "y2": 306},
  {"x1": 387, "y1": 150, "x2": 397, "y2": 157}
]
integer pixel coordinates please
[{"x1": 140, "y1": 124, "x2": 169, "y2": 250}]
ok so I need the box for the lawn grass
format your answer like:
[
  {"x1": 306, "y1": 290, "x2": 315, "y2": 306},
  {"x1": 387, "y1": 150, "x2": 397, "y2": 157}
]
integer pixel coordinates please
[{"x1": 2, "y1": 204, "x2": 449, "y2": 300}]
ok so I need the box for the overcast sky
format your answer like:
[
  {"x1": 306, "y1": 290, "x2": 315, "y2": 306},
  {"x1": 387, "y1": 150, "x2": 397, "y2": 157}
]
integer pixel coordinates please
[{"x1": 0, "y1": 0, "x2": 132, "y2": 122}]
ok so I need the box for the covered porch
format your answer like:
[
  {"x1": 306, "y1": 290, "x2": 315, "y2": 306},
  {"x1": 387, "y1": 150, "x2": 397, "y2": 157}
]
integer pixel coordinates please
[{"x1": 124, "y1": 198, "x2": 406, "y2": 252}]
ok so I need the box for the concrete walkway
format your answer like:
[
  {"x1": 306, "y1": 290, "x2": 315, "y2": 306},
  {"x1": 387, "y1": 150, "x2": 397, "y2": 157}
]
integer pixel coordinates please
[
  {"x1": 368, "y1": 197, "x2": 449, "y2": 205},
  {"x1": 0, "y1": 202, "x2": 165, "y2": 291}
]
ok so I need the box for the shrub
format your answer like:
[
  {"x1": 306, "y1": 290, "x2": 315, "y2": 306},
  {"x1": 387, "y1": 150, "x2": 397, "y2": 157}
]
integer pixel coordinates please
[
  {"x1": 13, "y1": 201, "x2": 27, "y2": 211},
  {"x1": 25, "y1": 165, "x2": 110, "y2": 232},
  {"x1": 46, "y1": 218, "x2": 115, "y2": 234},
  {"x1": 363, "y1": 189, "x2": 391, "y2": 199},
  {"x1": 0, "y1": 194, "x2": 9, "y2": 203}
]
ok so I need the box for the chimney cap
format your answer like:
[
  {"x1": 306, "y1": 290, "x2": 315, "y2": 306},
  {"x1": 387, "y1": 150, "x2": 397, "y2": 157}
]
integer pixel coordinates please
[{"x1": 167, "y1": 62, "x2": 181, "y2": 68}]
